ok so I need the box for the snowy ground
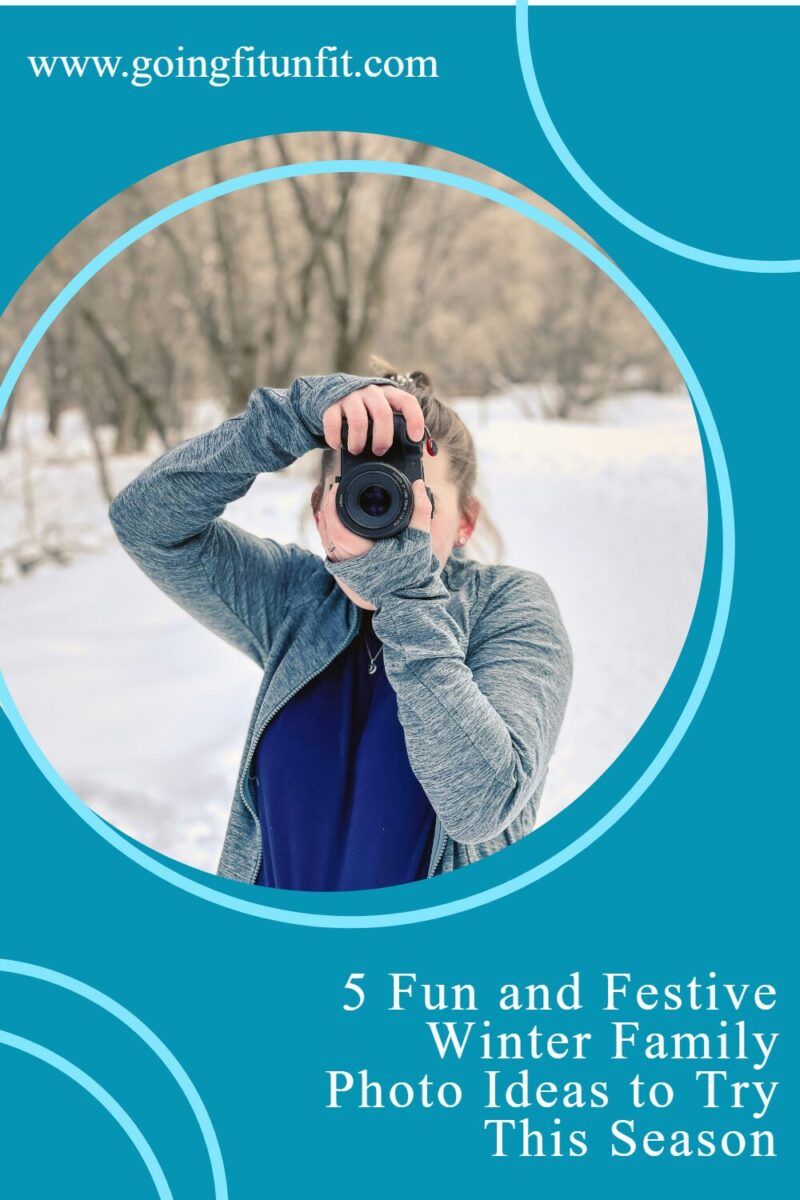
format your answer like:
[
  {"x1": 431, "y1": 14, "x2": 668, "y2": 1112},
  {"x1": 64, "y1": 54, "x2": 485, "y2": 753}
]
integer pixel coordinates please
[{"x1": 0, "y1": 392, "x2": 707, "y2": 874}]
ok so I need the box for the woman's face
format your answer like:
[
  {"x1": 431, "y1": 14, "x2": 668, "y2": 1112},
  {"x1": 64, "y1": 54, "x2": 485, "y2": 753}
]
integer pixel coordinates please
[{"x1": 313, "y1": 446, "x2": 478, "y2": 611}]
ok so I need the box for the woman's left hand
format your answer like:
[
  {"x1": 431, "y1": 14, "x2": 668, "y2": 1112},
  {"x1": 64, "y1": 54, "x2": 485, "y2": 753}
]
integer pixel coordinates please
[{"x1": 321, "y1": 478, "x2": 432, "y2": 562}]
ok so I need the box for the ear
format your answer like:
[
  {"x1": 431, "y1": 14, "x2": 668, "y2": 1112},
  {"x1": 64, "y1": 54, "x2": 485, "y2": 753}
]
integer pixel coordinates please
[{"x1": 458, "y1": 497, "x2": 481, "y2": 542}]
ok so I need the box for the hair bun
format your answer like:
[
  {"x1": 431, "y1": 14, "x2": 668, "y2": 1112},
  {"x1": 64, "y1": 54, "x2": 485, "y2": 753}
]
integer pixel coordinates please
[{"x1": 367, "y1": 355, "x2": 435, "y2": 400}]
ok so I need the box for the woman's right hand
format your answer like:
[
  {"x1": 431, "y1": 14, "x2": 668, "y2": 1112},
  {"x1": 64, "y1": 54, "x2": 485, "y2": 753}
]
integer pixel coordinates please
[{"x1": 321, "y1": 383, "x2": 425, "y2": 454}]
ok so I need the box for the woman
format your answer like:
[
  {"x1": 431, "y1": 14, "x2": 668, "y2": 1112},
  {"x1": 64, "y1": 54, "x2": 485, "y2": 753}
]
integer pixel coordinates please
[{"x1": 109, "y1": 364, "x2": 573, "y2": 891}]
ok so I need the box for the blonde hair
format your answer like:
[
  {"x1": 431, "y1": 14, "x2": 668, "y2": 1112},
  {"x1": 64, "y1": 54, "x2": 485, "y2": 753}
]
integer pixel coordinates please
[{"x1": 313, "y1": 356, "x2": 503, "y2": 562}]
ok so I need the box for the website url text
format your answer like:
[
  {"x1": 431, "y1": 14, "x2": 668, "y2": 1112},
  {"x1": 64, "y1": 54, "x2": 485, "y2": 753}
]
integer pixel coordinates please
[{"x1": 27, "y1": 45, "x2": 439, "y2": 88}]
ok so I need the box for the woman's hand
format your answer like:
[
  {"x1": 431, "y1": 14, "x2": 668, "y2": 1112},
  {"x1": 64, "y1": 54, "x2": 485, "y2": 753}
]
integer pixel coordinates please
[{"x1": 321, "y1": 383, "x2": 425, "y2": 454}]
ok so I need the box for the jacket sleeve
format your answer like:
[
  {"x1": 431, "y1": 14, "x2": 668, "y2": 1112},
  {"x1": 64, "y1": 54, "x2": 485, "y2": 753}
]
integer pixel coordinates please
[
  {"x1": 108, "y1": 373, "x2": 394, "y2": 667},
  {"x1": 325, "y1": 527, "x2": 573, "y2": 842}
]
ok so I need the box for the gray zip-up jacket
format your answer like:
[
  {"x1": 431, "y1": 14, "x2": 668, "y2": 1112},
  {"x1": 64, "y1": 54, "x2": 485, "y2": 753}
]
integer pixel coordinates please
[{"x1": 108, "y1": 373, "x2": 573, "y2": 886}]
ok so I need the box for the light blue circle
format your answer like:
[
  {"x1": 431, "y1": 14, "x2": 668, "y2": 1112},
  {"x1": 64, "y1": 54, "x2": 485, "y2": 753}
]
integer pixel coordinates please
[
  {"x1": 516, "y1": 0, "x2": 800, "y2": 273},
  {"x1": 0, "y1": 1029, "x2": 174, "y2": 1200},
  {"x1": 0, "y1": 959, "x2": 227, "y2": 1200},
  {"x1": 0, "y1": 157, "x2": 734, "y2": 927}
]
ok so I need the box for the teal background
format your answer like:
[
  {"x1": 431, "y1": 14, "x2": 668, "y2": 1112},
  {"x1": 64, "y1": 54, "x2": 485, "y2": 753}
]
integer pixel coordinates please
[{"x1": 0, "y1": 5, "x2": 795, "y2": 1195}]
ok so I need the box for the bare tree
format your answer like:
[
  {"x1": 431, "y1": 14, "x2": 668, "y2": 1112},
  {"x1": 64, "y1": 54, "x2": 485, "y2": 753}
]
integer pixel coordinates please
[{"x1": 0, "y1": 131, "x2": 681, "y2": 473}]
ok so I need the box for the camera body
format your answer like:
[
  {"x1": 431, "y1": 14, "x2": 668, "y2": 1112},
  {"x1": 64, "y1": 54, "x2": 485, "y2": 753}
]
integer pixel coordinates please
[{"x1": 335, "y1": 413, "x2": 435, "y2": 539}]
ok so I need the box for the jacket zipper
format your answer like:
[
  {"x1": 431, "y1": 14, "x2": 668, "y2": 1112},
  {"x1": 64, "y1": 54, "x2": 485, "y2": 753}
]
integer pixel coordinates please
[
  {"x1": 427, "y1": 818, "x2": 447, "y2": 879},
  {"x1": 243, "y1": 607, "x2": 364, "y2": 884}
]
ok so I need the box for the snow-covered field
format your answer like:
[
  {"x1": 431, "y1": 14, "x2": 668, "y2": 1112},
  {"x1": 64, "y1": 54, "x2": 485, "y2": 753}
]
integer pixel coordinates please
[{"x1": 0, "y1": 392, "x2": 707, "y2": 874}]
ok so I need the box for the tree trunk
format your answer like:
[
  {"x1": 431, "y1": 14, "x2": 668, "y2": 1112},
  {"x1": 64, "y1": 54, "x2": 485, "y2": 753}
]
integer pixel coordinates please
[
  {"x1": 83, "y1": 401, "x2": 114, "y2": 504},
  {"x1": 0, "y1": 391, "x2": 17, "y2": 451}
]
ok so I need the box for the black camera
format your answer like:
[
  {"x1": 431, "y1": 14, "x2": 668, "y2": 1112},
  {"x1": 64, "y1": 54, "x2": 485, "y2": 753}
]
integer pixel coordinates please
[{"x1": 335, "y1": 413, "x2": 435, "y2": 539}]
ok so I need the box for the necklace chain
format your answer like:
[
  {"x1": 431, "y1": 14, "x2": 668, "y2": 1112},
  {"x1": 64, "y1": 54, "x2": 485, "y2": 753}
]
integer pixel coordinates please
[{"x1": 363, "y1": 628, "x2": 384, "y2": 675}]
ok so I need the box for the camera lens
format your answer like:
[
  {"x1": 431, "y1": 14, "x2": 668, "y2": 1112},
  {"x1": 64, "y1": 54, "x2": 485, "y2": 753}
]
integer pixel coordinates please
[
  {"x1": 358, "y1": 484, "x2": 392, "y2": 517},
  {"x1": 337, "y1": 463, "x2": 410, "y2": 538}
]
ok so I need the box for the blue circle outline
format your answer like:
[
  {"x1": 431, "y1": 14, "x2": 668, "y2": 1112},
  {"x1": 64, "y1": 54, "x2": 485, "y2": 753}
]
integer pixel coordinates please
[
  {"x1": 0, "y1": 158, "x2": 734, "y2": 928},
  {"x1": 0, "y1": 958, "x2": 227, "y2": 1199},
  {"x1": 0, "y1": 1030, "x2": 174, "y2": 1200},
  {"x1": 516, "y1": 0, "x2": 800, "y2": 273}
]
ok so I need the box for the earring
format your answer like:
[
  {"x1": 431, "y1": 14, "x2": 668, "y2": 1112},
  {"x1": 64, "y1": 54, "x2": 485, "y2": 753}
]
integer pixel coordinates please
[{"x1": 457, "y1": 536, "x2": 466, "y2": 546}]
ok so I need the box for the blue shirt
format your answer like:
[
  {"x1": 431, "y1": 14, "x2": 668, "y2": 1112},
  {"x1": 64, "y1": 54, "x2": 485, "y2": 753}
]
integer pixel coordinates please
[{"x1": 253, "y1": 610, "x2": 436, "y2": 891}]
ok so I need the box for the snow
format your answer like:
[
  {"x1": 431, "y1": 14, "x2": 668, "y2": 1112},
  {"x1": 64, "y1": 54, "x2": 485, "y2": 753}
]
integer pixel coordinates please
[{"x1": 0, "y1": 391, "x2": 707, "y2": 875}]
